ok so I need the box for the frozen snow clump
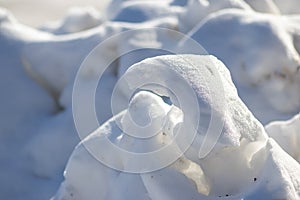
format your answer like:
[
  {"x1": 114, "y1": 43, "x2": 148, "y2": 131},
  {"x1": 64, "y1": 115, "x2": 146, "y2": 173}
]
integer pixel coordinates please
[{"x1": 53, "y1": 55, "x2": 300, "y2": 200}]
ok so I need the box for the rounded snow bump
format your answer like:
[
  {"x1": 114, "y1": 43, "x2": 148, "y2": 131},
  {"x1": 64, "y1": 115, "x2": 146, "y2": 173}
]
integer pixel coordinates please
[{"x1": 72, "y1": 27, "x2": 227, "y2": 173}]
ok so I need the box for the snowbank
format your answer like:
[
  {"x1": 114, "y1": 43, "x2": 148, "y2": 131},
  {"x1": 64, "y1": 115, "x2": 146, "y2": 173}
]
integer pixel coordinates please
[
  {"x1": 110, "y1": 1, "x2": 183, "y2": 23},
  {"x1": 273, "y1": 0, "x2": 300, "y2": 14},
  {"x1": 22, "y1": 17, "x2": 178, "y2": 97},
  {"x1": 20, "y1": 2, "x2": 300, "y2": 125},
  {"x1": 181, "y1": 9, "x2": 300, "y2": 123},
  {"x1": 0, "y1": 8, "x2": 59, "y2": 200},
  {"x1": 243, "y1": 0, "x2": 300, "y2": 15},
  {"x1": 244, "y1": 0, "x2": 280, "y2": 14},
  {"x1": 40, "y1": 7, "x2": 103, "y2": 35},
  {"x1": 53, "y1": 55, "x2": 299, "y2": 200},
  {"x1": 179, "y1": 0, "x2": 252, "y2": 32},
  {"x1": 106, "y1": 0, "x2": 178, "y2": 20},
  {"x1": 0, "y1": 0, "x2": 299, "y2": 199},
  {"x1": 265, "y1": 113, "x2": 300, "y2": 162}
]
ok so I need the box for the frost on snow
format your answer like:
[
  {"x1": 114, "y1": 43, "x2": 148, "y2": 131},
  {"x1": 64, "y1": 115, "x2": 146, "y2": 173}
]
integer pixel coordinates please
[{"x1": 0, "y1": 0, "x2": 300, "y2": 200}]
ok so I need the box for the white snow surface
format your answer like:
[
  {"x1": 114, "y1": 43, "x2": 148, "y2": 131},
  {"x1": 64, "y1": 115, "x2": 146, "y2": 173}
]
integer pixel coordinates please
[{"x1": 0, "y1": 0, "x2": 299, "y2": 199}]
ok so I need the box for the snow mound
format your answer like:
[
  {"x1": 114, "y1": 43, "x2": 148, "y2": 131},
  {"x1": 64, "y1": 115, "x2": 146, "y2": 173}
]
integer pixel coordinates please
[
  {"x1": 265, "y1": 113, "x2": 300, "y2": 162},
  {"x1": 273, "y1": 0, "x2": 300, "y2": 14},
  {"x1": 121, "y1": 91, "x2": 171, "y2": 137},
  {"x1": 0, "y1": 7, "x2": 17, "y2": 23},
  {"x1": 111, "y1": 1, "x2": 182, "y2": 23},
  {"x1": 0, "y1": 7, "x2": 58, "y2": 200},
  {"x1": 0, "y1": 7, "x2": 55, "y2": 141},
  {"x1": 40, "y1": 7, "x2": 103, "y2": 35},
  {"x1": 244, "y1": 0, "x2": 280, "y2": 14},
  {"x1": 1, "y1": 1, "x2": 300, "y2": 200},
  {"x1": 22, "y1": 16, "x2": 178, "y2": 99},
  {"x1": 106, "y1": 0, "x2": 179, "y2": 20},
  {"x1": 23, "y1": 111, "x2": 79, "y2": 179},
  {"x1": 181, "y1": 9, "x2": 300, "y2": 123},
  {"x1": 179, "y1": 0, "x2": 252, "y2": 32},
  {"x1": 53, "y1": 55, "x2": 299, "y2": 200},
  {"x1": 22, "y1": 24, "x2": 115, "y2": 96}
]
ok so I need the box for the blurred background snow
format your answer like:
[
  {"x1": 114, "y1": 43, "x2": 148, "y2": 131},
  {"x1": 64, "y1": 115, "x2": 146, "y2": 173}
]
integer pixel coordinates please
[{"x1": 0, "y1": 0, "x2": 110, "y2": 27}]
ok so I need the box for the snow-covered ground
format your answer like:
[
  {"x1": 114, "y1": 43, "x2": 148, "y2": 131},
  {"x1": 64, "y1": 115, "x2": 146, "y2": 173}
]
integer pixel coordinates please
[{"x1": 0, "y1": 0, "x2": 299, "y2": 200}]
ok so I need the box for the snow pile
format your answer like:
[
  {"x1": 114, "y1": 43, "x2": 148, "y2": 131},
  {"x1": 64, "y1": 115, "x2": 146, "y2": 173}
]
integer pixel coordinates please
[
  {"x1": 273, "y1": 0, "x2": 300, "y2": 14},
  {"x1": 179, "y1": 0, "x2": 252, "y2": 32},
  {"x1": 0, "y1": 7, "x2": 180, "y2": 199},
  {"x1": 22, "y1": 19, "x2": 178, "y2": 98},
  {"x1": 181, "y1": 9, "x2": 300, "y2": 123},
  {"x1": 20, "y1": 1, "x2": 300, "y2": 124},
  {"x1": 110, "y1": 0, "x2": 182, "y2": 23},
  {"x1": 22, "y1": 23, "x2": 118, "y2": 96},
  {"x1": 244, "y1": 0, "x2": 280, "y2": 14},
  {"x1": 0, "y1": 8, "x2": 61, "y2": 200},
  {"x1": 244, "y1": 0, "x2": 300, "y2": 15},
  {"x1": 0, "y1": 0, "x2": 299, "y2": 199},
  {"x1": 106, "y1": 0, "x2": 180, "y2": 20},
  {"x1": 53, "y1": 55, "x2": 300, "y2": 200},
  {"x1": 40, "y1": 7, "x2": 103, "y2": 35},
  {"x1": 265, "y1": 113, "x2": 300, "y2": 162},
  {"x1": 0, "y1": 8, "x2": 55, "y2": 135}
]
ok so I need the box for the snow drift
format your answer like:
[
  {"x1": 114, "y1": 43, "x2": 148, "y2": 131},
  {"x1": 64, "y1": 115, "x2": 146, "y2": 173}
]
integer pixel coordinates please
[
  {"x1": 53, "y1": 55, "x2": 300, "y2": 200},
  {"x1": 266, "y1": 113, "x2": 300, "y2": 162},
  {"x1": 180, "y1": 9, "x2": 300, "y2": 123},
  {"x1": 0, "y1": 0, "x2": 299, "y2": 199}
]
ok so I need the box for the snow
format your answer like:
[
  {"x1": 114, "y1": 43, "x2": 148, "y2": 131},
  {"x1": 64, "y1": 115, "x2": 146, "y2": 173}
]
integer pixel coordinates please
[
  {"x1": 110, "y1": 1, "x2": 182, "y2": 23},
  {"x1": 120, "y1": 91, "x2": 171, "y2": 138},
  {"x1": 179, "y1": 0, "x2": 252, "y2": 32},
  {"x1": 265, "y1": 113, "x2": 300, "y2": 162},
  {"x1": 21, "y1": 23, "x2": 118, "y2": 96},
  {"x1": 0, "y1": 0, "x2": 299, "y2": 199},
  {"x1": 53, "y1": 55, "x2": 299, "y2": 200},
  {"x1": 244, "y1": 0, "x2": 280, "y2": 14},
  {"x1": 106, "y1": 0, "x2": 178, "y2": 20},
  {"x1": 181, "y1": 9, "x2": 300, "y2": 123},
  {"x1": 0, "y1": 0, "x2": 109, "y2": 27},
  {"x1": 40, "y1": 7, "x2": 103, "y2": 35},
  {"x1": 23, "y1": 111, "x2": 79, "y2": 179},
  {"x1": 273, "y1": 0, "x2": 300, "y2": 15},
  {"x1": 244, "y1": 0, "x2": 300, "y2": 15},
  {"x1": 0, "y1": 7, "x2": 58, "y2": 200}
]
